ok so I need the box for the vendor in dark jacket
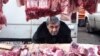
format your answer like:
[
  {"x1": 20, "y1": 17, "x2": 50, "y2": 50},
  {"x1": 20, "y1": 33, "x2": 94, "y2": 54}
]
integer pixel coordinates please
[{"x1": 32, "y1": 16, "x2": 72, "y2": 43}]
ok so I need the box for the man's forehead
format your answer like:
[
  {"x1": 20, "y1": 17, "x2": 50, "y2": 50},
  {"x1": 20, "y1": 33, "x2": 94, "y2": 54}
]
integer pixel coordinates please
[{"x1": 48, "y1": 23, "x2": 60, "y2": 26}]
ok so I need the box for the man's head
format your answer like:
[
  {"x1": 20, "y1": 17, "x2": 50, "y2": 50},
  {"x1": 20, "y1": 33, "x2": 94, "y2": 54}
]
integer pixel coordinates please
[{"x1": 46, "y1": 16, "x2": 60, "y2": 36}]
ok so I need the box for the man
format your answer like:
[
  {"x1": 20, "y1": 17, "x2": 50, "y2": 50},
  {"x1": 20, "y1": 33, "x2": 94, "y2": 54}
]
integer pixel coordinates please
[{"x1": 32, "y1": 16, "x2": 72, "y2": 43}]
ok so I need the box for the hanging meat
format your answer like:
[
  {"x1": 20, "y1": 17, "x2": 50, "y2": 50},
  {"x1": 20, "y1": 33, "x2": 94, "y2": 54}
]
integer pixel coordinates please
[
  {"x1": 82, "y1": 0, "x2": 98, "y2": 14},
  {"x1": 25, "y1": 0, "x2": 39, "y2": 21},
  {"x1": 66, "y1": 0, "x2": 80, "y2": 14},
  {"x1": 25, "y1": 0, "x2": 62, "y2": 21},
  {"x1": 49, "y1": 0, "x2": 62, "y2": 16},
  {"x1": 2, "y1": 0, "x2": 8, "y2": 4},
  {"x1": 0, "y1": 0, "x2": 8, "y2": 30},
  {"x1": 16, "y1": 0, "x2": 25, "y2": 7},
  {"x1": 17, "y1": 0, "x2": 61, "y2": 21},
  {"x1": 37, "y1": 0, "x2": 50, "y2": 18},
  {"x1": 0, "y1": 13, "x2": 7, "y2": 30},
  {"x1": 98, "y1": 0, "x2": 100, "y2": 3},
  {"x1": 17, "y1": 0, "x2": 83, "y2": 21}
]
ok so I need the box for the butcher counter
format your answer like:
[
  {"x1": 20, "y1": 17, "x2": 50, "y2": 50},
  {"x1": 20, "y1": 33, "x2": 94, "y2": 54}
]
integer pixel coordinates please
[{"x1": 0, "y1": 43, "x2": 99, "y2": 56}]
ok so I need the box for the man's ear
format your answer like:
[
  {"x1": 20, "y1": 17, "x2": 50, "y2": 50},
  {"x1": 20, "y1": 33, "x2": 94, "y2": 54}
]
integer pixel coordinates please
[{"x1": 47, "y1": 24, "x2": 49, "y2": 29}]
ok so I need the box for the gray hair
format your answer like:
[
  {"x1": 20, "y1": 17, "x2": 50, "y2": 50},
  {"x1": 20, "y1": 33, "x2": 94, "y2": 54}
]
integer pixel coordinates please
[{"x1": 46, "y1": 16, "x2": 60, "y2": 25}]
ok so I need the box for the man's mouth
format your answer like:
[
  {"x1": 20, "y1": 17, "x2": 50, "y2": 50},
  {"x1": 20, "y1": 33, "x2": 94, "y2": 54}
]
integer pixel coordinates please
[{"x1": 51, "y1": 32, "x2": 57, "y2": 36}]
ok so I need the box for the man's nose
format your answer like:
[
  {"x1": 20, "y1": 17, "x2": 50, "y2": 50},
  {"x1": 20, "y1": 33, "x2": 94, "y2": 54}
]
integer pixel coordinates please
[{"x1": 52, "y1": 28, "x2": 56, "y2": 32}]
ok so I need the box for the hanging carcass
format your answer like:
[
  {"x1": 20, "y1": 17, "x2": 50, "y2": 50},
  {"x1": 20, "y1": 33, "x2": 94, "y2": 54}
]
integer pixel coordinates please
[{"x1": 0, "y1": 0, "x2": 8, "y2": 30}]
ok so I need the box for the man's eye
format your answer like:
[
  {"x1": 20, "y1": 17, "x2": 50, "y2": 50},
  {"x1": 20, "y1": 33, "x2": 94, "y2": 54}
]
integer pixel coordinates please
[
  {"x1": 50, "y1": 26, "x2": 54, "y2": 28},
  {"x1": 55, "y1": 26, "x2": 59, "y2": 28}
]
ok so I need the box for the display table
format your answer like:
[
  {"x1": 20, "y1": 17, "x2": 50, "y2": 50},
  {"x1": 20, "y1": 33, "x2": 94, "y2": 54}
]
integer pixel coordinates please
[{"x1": 0, "y1": 43, "x2": 99, "y2": 56}]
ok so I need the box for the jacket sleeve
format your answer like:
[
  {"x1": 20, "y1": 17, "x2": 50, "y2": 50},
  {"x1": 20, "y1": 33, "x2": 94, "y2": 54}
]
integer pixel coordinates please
[
  {"x1": 64, "y1": 30, "x2": 72, "y2": 43},
  {"x1": 32, "y1": 22, "x2": 46, "y2": 43},
  {"x1": 32, "y1": 31, "x2": 46, "y2": 43},
  {"x1": 32, "y1": 31, "x2": 38, "y2": 43},
  {"x1": 60, "y1": 21, "x2": 72, "y2": 43}
]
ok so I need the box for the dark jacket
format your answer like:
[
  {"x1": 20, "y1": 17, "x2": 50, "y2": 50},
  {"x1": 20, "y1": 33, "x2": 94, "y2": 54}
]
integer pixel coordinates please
[{"x1": 32, "y1": 21, "x2": 72, "y2": 43}]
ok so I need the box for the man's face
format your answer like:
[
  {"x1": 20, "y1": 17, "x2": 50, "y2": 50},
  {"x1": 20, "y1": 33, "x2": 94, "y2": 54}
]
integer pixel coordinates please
[{"x1": 47, "y1": 23, "x2": 60, "y2": 36}]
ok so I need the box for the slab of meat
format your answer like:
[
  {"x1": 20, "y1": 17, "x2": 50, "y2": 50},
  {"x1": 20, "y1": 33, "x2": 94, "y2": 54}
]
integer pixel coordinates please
[
  {"x1": 0, "y1": 13, "x2": 7, "y2": 30},
  {"x1": 37, "y1": 0, "x2": 50, "y2": 18},
  {"x1": 0, "y1": 0, "x2": 8, "y2": 30},
  {"x1": 79, "y1": 47, "x2": 88, "y2": 56},
  {"x1": 68, "y1": 52, "x2": 78, "y2": 56},
  {"x1": 69, "y1": 42, "x2": 80, "y2": 55},
  {"x1": 66, "y1": 0, "x2": 79, "y2": 14},
  {"x1": 3, "y1": 0, "x2": 8, "y2": 4},
  {"x1": 88, "y1": 47, "x2": 96, "y2": 56},
  {"x1": 97, "y1": 45, "x2": 100, "y2": 55},
  {"x1": 25, "y1": 0, "x2": 39, "y2": 21},
  {"x1": 16, "y1": 0, "x2": 71, "y2": 21},
  {"x1": 0, "y1": 47, "x2": 20, "y2": 56},
  {"x1": 25, "y1": 0, "x2": 50, "y2": 21},
  {"x1": 17, "y1": 0, "x2": 62, "y2": 21},
  {"x1": 18, "y1": 0, "x2": 99, "y2": 21},
  {"x1": 16, "y1": 0, "x2": 26, "y2": 6},
  {"x1": 49, "y1": 0, "x2": 61, "y2": 16},
  {"x1": 0, "y1": 51, "x2": 7, "y2": 56},
  {"x1": 0, "y1": 0, "x2": 8, "y2": 10},
  {"x1": 0, "y1": 12, "x2": 7, "y2": 24},
  {"x1": 82, "y1": 0, "x2": 98, "y2": 14},
  {"x1": 32, "y1": 46, "x2": 65, "y2": 56},
  {"x1": 20, "y1": 49, "x2": 29, "y2": 56},
  {"x1": 20, "y1": 45, "x2": 32, "y2": 56},
  {"x1": 54, "y1": 49, "x2": 65, "y2": 56}
]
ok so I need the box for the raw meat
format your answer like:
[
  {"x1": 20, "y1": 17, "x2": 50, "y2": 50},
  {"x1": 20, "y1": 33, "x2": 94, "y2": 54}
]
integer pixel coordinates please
[
  {"x1": 0, "y1": 0, "x2": 8, "y2": 30},
  {"x1": 82, "y1": 0, "x2": 98, "y2": 14},
  {"x1": 17, "y1": 0, "x2": 98, "y2": 21},
  {"x1": 3, "y1": 0, "x2": 9, "y2": 4},
  {"x1": 32, "y1": 46, "x2": 65, "y2": 56},
  {"x1": 68, "y1": 53, "x2": 78, "y2": 56},
  {"x1": 17, "y1": 0, "x2": 62, "y2": 21},
  {"x1": 0, "y1": 51, "x2": 7, "y2": 56},
  {"x1": 79, "y1": 47, "x2": 88, "y2": 56},
  {"x1": 25, "y1": 0, "x2": 39, "y2": 21},
  {"x1": 88, "y1": 47, "x2": 96, "y2": 56},
  {"x1": 97, "y1": 45, "x2": 100, "y2": 55}
]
